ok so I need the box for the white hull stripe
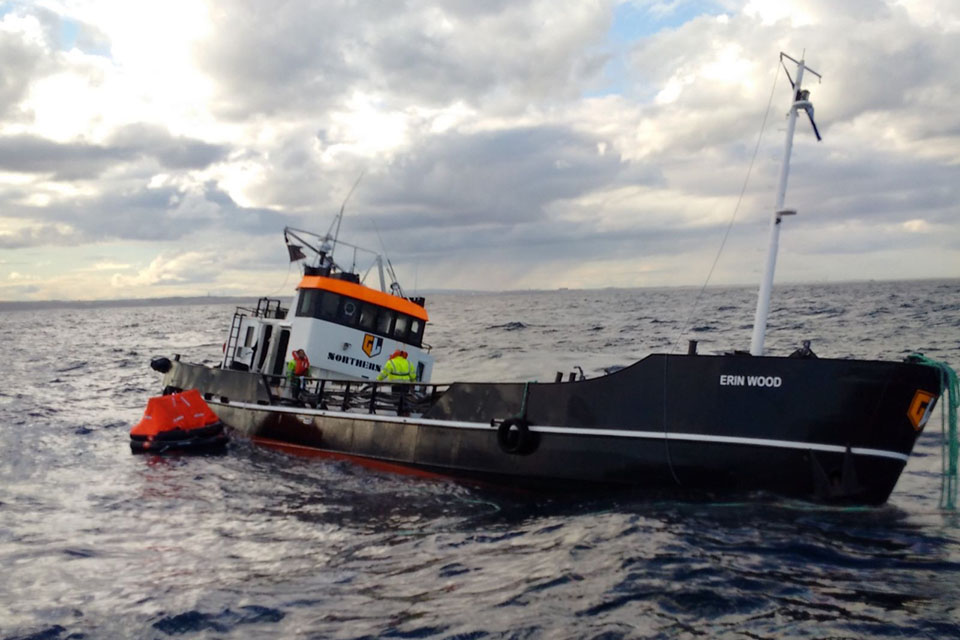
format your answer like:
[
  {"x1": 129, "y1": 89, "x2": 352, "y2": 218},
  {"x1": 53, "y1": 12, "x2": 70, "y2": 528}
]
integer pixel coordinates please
[{"x1": 213, "y1": 400, "x2": 910, "y2": 463}]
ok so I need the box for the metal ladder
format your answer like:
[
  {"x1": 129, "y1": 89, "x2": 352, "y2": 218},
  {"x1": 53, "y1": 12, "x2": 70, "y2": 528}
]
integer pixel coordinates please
[{"x1": 222, "y1": 311, "x2": 245, "y2": 367}]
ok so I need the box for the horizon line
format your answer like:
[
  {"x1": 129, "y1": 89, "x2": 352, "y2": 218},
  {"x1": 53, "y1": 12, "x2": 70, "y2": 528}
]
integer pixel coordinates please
[{"x1": 1, "y1": 276, "x2": 956, "y2": 312}]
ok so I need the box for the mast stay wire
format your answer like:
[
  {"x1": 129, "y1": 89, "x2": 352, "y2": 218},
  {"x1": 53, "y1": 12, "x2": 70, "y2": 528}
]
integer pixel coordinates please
[
  {"x1": 660, "y1": 59, "x2": 783, "y2": 488},
  {"x1": 669, "y1": 60, "x2": 782, "y2": 354},
  {"x1": 327, "y1": 171, "x2": 365, "y2": 246},
  {"x1": 263, "y1": 258, "x2": 295, "y2": 299}
]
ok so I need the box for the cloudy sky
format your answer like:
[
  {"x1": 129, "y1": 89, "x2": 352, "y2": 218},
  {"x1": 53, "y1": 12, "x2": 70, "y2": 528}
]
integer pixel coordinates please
[{"x1": 1, "y1": 0, "x2": 957, "y2": 301}]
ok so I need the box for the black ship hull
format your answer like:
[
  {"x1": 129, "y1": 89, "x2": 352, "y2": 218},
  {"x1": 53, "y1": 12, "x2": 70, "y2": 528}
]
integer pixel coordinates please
[{"x1": 158, "y1": 353, "x2": 941, "y2": 504}]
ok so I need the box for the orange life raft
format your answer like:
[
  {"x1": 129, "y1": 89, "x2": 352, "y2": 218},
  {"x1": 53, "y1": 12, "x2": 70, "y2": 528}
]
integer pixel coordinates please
[{"x1": 130, "y1": 389, "x2": 228, "y2": 453}]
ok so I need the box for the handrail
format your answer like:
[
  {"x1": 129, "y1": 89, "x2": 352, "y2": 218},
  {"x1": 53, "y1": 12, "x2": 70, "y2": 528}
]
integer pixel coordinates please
[
  {"x1": 261, "y1": 373, "x2": 450, "y2": 417},
  {"x1": 234, "y1": 297, "x2": 287, "y2": 320}
]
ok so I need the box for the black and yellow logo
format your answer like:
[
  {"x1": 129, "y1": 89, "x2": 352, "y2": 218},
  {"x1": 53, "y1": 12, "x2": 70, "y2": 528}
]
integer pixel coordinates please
[
  {"x1": 907, "y1": 390, "x2": 936, "y2": 431},
  {"x1": 362, "y1": 334, "x2": 383, "y2": 358}
]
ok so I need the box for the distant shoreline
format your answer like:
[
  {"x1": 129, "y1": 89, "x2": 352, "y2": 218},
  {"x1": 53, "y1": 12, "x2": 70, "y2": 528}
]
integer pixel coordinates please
[
  {"x1": 1, "y1": 277, "x2": 955, "y2": 312},
  {"x1": 0, "y1": 296, "x2": 258, "y2": 312}
]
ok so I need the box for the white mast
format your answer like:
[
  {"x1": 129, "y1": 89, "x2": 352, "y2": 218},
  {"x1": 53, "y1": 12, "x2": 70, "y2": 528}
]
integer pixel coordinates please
[{"x1": 750, "y1": 53, "x2": 822, "y2": 356}]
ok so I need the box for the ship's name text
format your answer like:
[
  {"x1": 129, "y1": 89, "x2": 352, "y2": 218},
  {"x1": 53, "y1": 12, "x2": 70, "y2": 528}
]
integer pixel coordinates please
[
  {"x1": 719, "y1": 374, "x2": 782, "y2": 388},
  {"x1": 328, "y1": 352, "x2": 382, "y2": 372}
]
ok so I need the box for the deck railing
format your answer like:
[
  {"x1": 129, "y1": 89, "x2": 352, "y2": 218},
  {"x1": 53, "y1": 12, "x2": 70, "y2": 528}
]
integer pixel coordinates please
[{"x1": 261, "y1": 373, "x2": 449, "y2": 417}]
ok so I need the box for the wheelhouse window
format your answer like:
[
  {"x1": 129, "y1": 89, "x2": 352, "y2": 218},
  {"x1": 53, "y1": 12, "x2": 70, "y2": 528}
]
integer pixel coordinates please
[
  {"x1": 295, "y1": 289, "x2": 424, "y2": 347},
  {"x1": 409, "y1": 318, "x2": 423, "y2": 345},
  {"x1": 296, "y1": 290, "x2": 317, "y2": 317},
  {"x1": 339, "y1": 298, "x2": 359, "y2": 325},
  {"x1": 376, "y1": 309, "x2": 395, "y2": 336},
  {"x1": 393, "y1": 314, "x2": 409, "y2": 339},
  {"x1": 358, "y1": 303, "x2": 377, "y2": 330},
  {"x1": 318, "y1": 292, "x2": 340, "y2": 319}
]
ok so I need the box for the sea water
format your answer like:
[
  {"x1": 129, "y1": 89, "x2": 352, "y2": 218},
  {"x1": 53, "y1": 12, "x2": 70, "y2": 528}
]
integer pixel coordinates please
[{"x1": 1, "y1": 280, "x2": 959, "y2": 639}]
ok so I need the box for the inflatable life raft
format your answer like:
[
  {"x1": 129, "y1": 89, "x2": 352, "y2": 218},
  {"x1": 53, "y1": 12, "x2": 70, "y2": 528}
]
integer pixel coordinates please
[{"x1": 130, "y1": 389, "x2": 228, "y2": 453}]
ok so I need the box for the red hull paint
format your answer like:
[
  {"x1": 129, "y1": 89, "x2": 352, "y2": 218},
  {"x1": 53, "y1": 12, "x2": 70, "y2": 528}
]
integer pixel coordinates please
[{"x1": 251, "y1": 436, "x2": 455, "y2": 482}]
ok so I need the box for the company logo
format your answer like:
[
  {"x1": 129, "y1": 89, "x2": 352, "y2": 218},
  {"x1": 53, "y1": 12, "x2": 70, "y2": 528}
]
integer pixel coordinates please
[
  {"x1": 362, "y1": 333, "x2": 383, "y2": 358},
  {"x1": 907, "y1": 390, "x2": 936, "y2": 431}
]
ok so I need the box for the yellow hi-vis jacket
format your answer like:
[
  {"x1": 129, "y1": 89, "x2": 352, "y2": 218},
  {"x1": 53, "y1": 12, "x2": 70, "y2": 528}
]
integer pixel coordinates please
[{"x1": 378, "y1": 356, "x2": 415, "y2": 382}]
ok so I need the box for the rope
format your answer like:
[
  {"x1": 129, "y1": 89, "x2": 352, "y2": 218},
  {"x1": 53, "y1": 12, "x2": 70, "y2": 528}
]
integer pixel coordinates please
[
  {"x1": 908, "y1": 353, "x2": 959, "y2": 510},
  {"x1": 264, "y1": 260, "x2": 295, "y2": 298},
  {"x1": 660, "y1": 62, "x2": 782, "y2": 483},
  {"x1": 662, "y1": 355, "x2": 682, "y2": 487},
  {"x1": 519, "y1": 381, "x2": 531, "y2": 419}
]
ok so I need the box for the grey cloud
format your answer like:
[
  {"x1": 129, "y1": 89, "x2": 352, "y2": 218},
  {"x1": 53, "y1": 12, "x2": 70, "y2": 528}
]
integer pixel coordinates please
[
  {"x1": 628, "y1": 3, "x2": 960, "y2": 148},
  {"x1": 368, "y1": 212, "x2": 758, "y2": 294},
  {"x1": 108, "y1": 124, "x2": 227, "y2": 170},
  {"x1": 192, "y1": 122, "x2": 641, "y2": 265},
  {"x1": 365, "y1": 4, "x2": 610, "y2": 105},
  {"x1": 813, "y1": 15, "x2": 958, "y2": 127},
  {"x1": 795, "y1": 234, "x2": 945, "y2": 256},
  {"x1": 287, "y1": 124, "x2": 709, "y2": 269},
  {"x1": 196, "y1": 0, "x2": 613, "y2": 119},
  {"x1": 364, "y1": 125, "x2": 625, "y2": 228},
  {"x1": 234, "y1": 132, "x2": 346, "y2": 212},
  {"x1": 402, "y1": 219, "x2": 724, "y2": 259},
  {"x1": 0, "y1": 224, "x2": 84, "y2": 249},
  {"x1": 0, "y1": 128, "x2": 227, "y2": 179},
  {"x1": 196, "y1": 2, "x2": 359, "y2": 118},
  {"x1": 200, "y1": 182, "x2": 284, "y2": 234},
  {"x1": 223, "y1": 121, "x2": 638, "y2": 245},
  {"x1": 0, "y1": 135, "x2": 132, "y2": 180},
  {"x1": 24, "y1": 5, "x2": 71, "y2": 49},
  {"x1": 0, "y1": 5, "x2": 110, "y2": 121},
  {"x1": 65, "y1": 185, "x2": 192, "y2": 241},
  {"x1": 0, "y1": 178, "x2": 287, "y2": 247},
  {"x1": 0, "y1": 15, "x2": 52, "y2": 121},
  {"x1": 780, "y1": 152, "x2": 960, "y2": 227},
  {"x1": 72, "y1": 20, "x2": 111, "y2": 56}
]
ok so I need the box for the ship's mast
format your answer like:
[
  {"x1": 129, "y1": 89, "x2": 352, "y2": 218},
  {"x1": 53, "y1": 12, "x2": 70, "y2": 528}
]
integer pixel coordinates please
[{"x1": 750, "y1": 53, "x2": 821, "y2": 356}]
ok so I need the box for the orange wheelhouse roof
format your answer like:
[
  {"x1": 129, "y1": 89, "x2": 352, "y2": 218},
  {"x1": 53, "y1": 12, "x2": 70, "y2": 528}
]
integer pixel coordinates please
[{"x1": 298, "y1": 275, "x2": 429, "y2": 322}]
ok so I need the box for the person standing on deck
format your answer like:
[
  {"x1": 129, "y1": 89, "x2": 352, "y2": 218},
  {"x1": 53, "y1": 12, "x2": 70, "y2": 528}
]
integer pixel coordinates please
[
  {"x1": 286, "y1": 349, "x2": 310, "y2": 398},
  {"x1": 377, "y1": 350, "x2": 416, "y2": 382}
]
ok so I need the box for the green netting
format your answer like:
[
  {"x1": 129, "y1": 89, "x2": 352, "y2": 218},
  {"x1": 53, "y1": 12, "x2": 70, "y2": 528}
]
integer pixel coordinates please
[{"x1": 908, "y1": 354, "x2": 960, "y2": 510}]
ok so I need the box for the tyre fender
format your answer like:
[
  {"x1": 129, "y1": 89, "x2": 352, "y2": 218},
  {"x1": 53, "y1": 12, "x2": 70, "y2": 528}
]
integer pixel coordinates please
[{"x1": 497, "y1": 417, "x2": 538, "y2": 455}]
